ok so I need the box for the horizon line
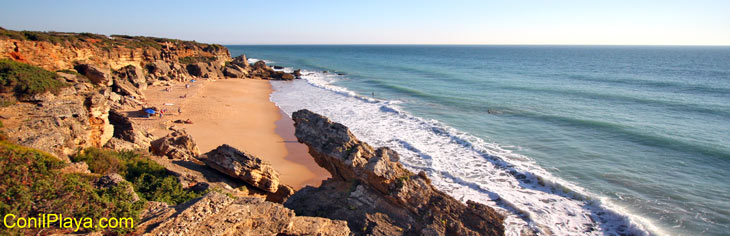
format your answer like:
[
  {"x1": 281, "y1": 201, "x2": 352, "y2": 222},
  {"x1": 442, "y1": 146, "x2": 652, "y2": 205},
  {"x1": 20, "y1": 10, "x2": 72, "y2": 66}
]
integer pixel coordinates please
[{"x1": 219, "y1": 43, "x2": 730, "y2": 47}]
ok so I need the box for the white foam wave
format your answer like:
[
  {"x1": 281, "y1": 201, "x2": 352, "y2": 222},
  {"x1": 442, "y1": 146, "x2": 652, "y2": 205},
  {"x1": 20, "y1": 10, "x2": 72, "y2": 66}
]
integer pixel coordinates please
[{"x1": 270, "y1": 68, "x2": 660, "y2": 236}]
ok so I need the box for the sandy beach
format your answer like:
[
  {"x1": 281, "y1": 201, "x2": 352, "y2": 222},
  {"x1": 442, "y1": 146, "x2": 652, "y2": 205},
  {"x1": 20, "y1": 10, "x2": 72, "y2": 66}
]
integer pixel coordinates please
[{"x1": 136, "y1": 79, "x2": 330, "y2": 189}]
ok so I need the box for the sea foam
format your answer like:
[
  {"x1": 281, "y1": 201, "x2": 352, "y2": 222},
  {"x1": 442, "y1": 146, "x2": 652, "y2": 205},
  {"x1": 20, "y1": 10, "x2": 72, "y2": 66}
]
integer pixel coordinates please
[{"x1": 269, "y1": 67, "x2": 660, "y2": 236}]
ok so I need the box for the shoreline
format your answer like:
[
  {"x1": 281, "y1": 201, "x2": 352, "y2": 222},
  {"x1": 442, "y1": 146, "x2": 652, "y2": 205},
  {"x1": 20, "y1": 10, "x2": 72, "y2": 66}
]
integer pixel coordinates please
[{"x1": 134, "y1": 79, "x2": 329, "y2": 189}]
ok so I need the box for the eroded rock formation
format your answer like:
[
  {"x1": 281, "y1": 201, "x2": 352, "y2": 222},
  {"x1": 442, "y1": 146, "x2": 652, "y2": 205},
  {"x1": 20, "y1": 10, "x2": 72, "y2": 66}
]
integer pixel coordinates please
[
  {"x1": 288, "y1": 109, "x2": 505, "y2": 236},
  {"x1": 140, "y1": 191, "x2": 350, "y2": 236},
  {"x1": 151, "y1": 129, "x2": 200, "y2": 160}
]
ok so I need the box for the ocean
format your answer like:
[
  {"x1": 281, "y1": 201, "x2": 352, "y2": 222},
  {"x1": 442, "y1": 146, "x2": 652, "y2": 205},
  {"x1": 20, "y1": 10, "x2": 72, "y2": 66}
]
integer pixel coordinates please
[{"x1": 226, "y1": 45, "x2": 730, "y2": 236}]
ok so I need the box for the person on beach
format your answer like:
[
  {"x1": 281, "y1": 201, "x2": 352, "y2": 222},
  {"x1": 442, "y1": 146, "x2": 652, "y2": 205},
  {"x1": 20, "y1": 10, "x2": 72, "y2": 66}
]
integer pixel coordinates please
[
  {"x1": 186, "y1": 84, "x2": 190, "y2": 89},
  {"x1": 178, "y1": 107, "x2": 182, "y2": 114}
]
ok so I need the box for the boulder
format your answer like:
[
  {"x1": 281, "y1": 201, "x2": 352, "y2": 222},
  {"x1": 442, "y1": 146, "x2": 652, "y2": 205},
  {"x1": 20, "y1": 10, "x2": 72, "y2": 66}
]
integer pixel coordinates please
[
  {"x1": 223, "y1": 64, "x2": 247, "y2": 78},
  {"x1": 287, "y1": 109, "x2": 505, "y2": 236},
  {"x1": 111, "y1": 76, "x2": 143, "y2": 99},
  {"x1": 273, "y1": 65, "x2": 285, "y2": 69},
  {"x1": 200, "y1": 144, "x2": 281, "y2": 193},
  {"x1": 105, "y1": 110, "x2": 153, "y2": 151},
  {"x1": 74, "y1": 64, "x2": 112, "y2": 86},
  {"x1": 281, "y1": 73, "x2": 295, "y2": 80},
  {"x1": 231, "y1": 54, "x2": 249, "y2": 68},
  {"x1": 293, "y1": 69, "x2": 302, "y2": 78},
  {"x1": 151, "y1": 129, "x2": 200, "y2": 160},
  {"x1": 140, "y1": 192, "x2": 350, "y2": 236},
  {"x1": 114, "y1": 65, "x2": 147, "y2": 90}
]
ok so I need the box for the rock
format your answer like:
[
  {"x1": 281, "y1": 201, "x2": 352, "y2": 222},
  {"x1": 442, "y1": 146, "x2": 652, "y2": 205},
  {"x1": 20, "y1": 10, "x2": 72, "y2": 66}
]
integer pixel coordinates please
[
  {"x1": 74, "y1": 64, "x2": 112, "y2": 86},
  {"x1": 114, "y1": 65, "x2": 147, "y2": 90},
  {"x1": 273, "y1": 65, "x2": 284, "y2": 69},
  {"x1": 185, "y1": 63, "x2": 203, "y2": 77},
  {"x1": 111, "y1": 76, "x2": 143, "y2": 99},
  {"x1": 200, "y1": 144, "x2": 281, "y2": 193},
  {"x1": 293, "y1": 69, "x2": 302, "y2": 78},
  {"x1": 95, "y1": 173, "x2": 140, "y2": 202},
  {"x1": 252, "y1": 60, "x2": 269, "y2": 70},
  {"x1": 106, "y1": 110, "x2": 153, "y2": 151},
  {"x1": 287, "y1": 109, "x2": 505, "y2": 236},
  {"x1": 231, "y1": 54, "x2": 249, "y2": 68},
  {"x1": 145, "y1": 60, "x2": 171, "y2": 77},
  {"x1": 151, "y1": 129, "x2": 200, "y2": 160},
  {"x1": 223, "y1": 64, "x2": 247, "y2": 78},
  {"x1": 266, "y1": 184, "x2": 295, "y2": 203},
  {"x1": 141, "y1": 192, "x2": 350, "y2": 236},
  {"x1": 281, "y1": 73, "x2": 295, "y2": 80},
  {"x1": 87, "y1": 91, "x2": 114, "y2": 148}
]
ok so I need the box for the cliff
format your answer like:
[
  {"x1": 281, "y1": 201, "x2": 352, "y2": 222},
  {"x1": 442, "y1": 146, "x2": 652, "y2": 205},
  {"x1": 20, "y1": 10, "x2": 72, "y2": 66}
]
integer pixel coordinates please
[{"x1": 0, "y1": 27, "x2": 505, "y2": 235}]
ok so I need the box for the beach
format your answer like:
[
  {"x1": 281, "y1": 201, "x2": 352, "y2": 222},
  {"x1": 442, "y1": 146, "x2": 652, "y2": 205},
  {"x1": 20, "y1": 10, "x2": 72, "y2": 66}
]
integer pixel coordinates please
[{"x1": 134, "y1": 79, "x2": 330, "y2": 189}]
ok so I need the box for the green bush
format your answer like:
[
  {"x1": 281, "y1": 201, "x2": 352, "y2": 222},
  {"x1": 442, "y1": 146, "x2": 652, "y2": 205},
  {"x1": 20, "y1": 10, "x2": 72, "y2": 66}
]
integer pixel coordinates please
[
  {"x1": 0, "y1": 59, "x2": 67, "y2": 98},
  {"x1": 71, "y1": 148, "x2": 204, "y2": 205},
  {"x1": 0, "y1": 142, "x2": 144, "y2": 235}
]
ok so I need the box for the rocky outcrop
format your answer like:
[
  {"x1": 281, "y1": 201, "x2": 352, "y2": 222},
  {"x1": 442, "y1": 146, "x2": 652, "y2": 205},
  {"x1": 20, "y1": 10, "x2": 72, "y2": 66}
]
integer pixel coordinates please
[
  {"x1": 151, "y1": 129, "x2": 200, "y2": 160},
  {"x1": 105, "y1": 109, "x2": 154, "y2": 151},
  {"x1": 200, "y1": 144, "x2": 283, "y2": 194},
  {"x1": 74, "y1": 63, "x2": 113, "y2": 86},
  {"x1": 287, "y1": 109, "x2": 505, "y2": 236},
  {"x1": 140, "y1": 191, "x2": 350, "y2": 236},
  {"x1": 0, "y1": 84, "x2": 115, "y2": 161}
]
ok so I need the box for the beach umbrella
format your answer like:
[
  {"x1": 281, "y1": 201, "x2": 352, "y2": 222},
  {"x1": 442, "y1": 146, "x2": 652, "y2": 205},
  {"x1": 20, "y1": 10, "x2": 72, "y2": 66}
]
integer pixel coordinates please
[{"x1": 144, "y1": 108, "x2": 156, "y2": 115}]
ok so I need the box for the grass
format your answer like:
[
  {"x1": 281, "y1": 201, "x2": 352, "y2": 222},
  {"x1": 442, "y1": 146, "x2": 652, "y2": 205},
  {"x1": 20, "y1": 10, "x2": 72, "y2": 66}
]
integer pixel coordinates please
[
  {"x1": 71, "y1": 148, "x2": 204, "y2": 205},
  {"x1": 0, "y1": 142, "x2": 145, "y2": 235},
  {"x1": 0, "y1": 59, "x2": 67, "y2": 99}
]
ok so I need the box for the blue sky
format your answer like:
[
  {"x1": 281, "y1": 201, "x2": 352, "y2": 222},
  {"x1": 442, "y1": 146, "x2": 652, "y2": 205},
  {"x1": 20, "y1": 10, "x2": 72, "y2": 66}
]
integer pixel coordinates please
[{"x1": 1, "y1": 0, "x2": 728, "y2": 45}]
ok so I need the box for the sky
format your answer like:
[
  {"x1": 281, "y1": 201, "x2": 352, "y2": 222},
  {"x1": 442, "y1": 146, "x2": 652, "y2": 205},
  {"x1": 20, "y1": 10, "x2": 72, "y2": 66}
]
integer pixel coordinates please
[{"x1": 1, "y1": 0, "x2": 729, "y2": 45}]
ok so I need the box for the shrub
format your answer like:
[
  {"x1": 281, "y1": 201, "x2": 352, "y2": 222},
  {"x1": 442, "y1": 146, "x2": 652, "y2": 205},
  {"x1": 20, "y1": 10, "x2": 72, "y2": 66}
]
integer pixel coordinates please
[
  {"x1": 0, "y1": 59, "x2": 67, "y2": 98},
  {"x1": 0, "y1": 142, "x2": 144, "y2": 235},
  {"x1": 71, "y1": 148, "x2": 204, "y2": 205}
]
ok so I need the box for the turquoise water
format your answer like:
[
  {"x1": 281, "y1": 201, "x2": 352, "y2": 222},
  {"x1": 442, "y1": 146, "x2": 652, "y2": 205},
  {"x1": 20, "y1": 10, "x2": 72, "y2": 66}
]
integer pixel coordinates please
[{"x1": 227, "y1": 45, "x2": 730, "y2": 235}]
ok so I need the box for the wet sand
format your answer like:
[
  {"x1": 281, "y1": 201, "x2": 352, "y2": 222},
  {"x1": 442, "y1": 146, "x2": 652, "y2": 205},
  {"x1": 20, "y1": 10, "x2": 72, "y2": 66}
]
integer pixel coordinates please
[{"x1": 138, "y1": 79, "x2": 329, "y2": 189}]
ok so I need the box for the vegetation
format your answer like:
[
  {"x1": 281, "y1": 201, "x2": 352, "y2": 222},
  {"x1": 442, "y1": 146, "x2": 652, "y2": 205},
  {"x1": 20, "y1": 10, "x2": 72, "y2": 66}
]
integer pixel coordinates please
[
  {"x1": 0, "y1": 59, "x2": 67, "y2": 98},
  {"x1": 0, "y1": 142, "x2": 144, "y2": 235},
  {"x1": 71, "y1": 148, "x2": 204, "y2": 205}
]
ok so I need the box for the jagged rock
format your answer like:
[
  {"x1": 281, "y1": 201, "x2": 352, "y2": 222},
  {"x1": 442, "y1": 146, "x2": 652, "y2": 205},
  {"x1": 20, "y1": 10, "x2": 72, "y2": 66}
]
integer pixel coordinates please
[
  {"x1": 287, "y1": 109, "x2": 505, "y2": 236},
  {"x1": 141, "y1": 192, "x2": 349, "y2": 236},
  {"x1": 252, "y1": 60, "x2": 269, "y2": 70},
  {"x1": 231, "y1": 54, "x2": 249, "y2": 68},
  {"x1": 281, "y1": 73, "x2": 295, "y2": 80},
  {"x1": 75, "y1": 64, "x2": 112, "y2": 86},
  {"x1": 151, "y1": 129, "x2": 200, "y2": 160},
  {"x1": 95, "y1": 173, "x2": 140, "y2": 202},
  {"x1": 273, "y1": 65, "x2": 285, "y2": 69},
  {"x1": 87, "y1": 91, "x2": 114, "y2": 147},
  {"x1": 105, "y1": 110, "x2": 153, "y2": 151},
  {"x1": 200, "y1": 144, "x2": 281, "y2": 193},
  {"x1": 146, "y1": 60, "x2": 171, "y2": 77},
  {"x1": 223, "y1": 64, "x2": 247, "y2": 78},
  {"x1": 266, "y1": 184, "x2": 295, "y2": 203},
  {"x1": 111, "y1": 76, "x2": 143, "y2": 99},
  {"x1": 1, "y1": 85, "x2": 116, "y2": 161},
  {"x1": 293, "y1": 69, "x2": 302, "y2": 78},
  {"x1": 114, "y1": 65, "x2": 147, "y2": 90}
]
